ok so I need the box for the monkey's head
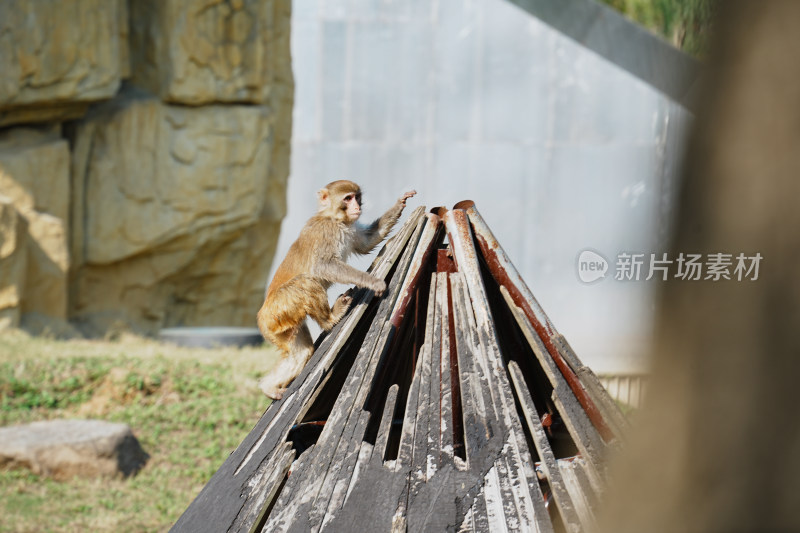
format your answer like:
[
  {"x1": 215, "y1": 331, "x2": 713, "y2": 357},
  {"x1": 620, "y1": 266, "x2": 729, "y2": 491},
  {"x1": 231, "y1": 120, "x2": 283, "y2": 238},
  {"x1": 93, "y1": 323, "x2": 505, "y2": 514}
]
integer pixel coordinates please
[{"x1": 318, "y1": 180, "x2": 362, "y2": 224}]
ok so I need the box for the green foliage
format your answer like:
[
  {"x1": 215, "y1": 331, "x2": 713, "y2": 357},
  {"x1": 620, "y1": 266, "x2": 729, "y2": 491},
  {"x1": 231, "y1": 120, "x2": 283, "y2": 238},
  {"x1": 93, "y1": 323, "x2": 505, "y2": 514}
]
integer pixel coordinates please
[
  {"x1": 0, "y1": 338, "x2": 271, "y2": 532},
  {"x1": 600, "y1": 0, "x2": 717, "y2": 57},
  {"x1": 0, "y1": 357, "x2": 111, "y2": 413}
]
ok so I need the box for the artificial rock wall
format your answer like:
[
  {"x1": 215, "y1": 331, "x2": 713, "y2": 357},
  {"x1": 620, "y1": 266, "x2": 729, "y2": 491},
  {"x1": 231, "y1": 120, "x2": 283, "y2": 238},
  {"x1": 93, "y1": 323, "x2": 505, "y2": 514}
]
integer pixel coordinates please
[{"x1": 0, "y1": 0, "x2": 293, "y2": 336}]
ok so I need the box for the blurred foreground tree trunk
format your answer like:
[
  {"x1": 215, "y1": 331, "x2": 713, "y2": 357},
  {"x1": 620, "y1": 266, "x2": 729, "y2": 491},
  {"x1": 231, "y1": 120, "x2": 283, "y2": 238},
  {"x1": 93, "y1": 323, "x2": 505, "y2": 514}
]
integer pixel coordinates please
[{"x1": 601, "y1": 2, "x2": 800, "y2": 532}]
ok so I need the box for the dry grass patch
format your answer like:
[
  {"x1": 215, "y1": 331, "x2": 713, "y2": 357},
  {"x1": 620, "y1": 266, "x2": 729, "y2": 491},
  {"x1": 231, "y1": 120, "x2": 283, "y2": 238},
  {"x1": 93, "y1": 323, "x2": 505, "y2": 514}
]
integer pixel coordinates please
[{"x1": 0, "y1": 329, "x2": 280, "y2": 532}]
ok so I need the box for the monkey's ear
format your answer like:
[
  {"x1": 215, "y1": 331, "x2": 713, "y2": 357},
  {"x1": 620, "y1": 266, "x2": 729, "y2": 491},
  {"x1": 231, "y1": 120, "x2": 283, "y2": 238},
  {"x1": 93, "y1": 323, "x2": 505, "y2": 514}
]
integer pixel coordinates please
[{"x1": 317, "y1": 188, "x2": 330, "y2": 209}]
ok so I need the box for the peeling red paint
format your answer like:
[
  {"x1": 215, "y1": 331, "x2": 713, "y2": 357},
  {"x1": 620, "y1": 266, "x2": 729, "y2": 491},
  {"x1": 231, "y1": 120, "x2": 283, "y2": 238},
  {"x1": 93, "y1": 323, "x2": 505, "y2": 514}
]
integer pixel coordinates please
[
  {"x1": 390, "y1": 214, "x2": 444, "y2": 329},
  {"x1": 465, "y1": 205, "x2": 614, "y2": 443},
  {"x1": 437, "y1": 248, "x2": 457, "y2": 274}
]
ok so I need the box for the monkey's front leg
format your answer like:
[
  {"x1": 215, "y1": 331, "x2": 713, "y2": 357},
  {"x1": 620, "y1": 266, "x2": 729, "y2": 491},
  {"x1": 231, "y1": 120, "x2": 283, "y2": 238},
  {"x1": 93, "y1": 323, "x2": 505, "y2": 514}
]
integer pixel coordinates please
[
  {"x1": 397, "y1": 190, "x2": 417, "y2": 206},
  {"x1": 314, "y1": 260, "x2": 387, "y2": 296},
  {"x1": 355, "y1": 190, "x2": 418, "y2": 253}
]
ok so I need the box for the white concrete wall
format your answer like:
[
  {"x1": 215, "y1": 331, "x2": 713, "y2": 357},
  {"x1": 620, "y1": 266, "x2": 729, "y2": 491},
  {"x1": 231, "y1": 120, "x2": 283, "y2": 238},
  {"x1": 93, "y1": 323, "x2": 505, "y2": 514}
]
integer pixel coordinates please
[{"x1": 276, "y1": 0, "x2": 692, "y2": 374}]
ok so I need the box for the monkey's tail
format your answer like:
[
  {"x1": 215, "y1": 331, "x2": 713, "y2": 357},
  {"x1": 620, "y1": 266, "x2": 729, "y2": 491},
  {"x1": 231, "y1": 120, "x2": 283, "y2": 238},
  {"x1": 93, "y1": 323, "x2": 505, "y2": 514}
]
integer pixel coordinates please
[{"x1": 257, "y1": 275, "x2": 328, "y2": 352}]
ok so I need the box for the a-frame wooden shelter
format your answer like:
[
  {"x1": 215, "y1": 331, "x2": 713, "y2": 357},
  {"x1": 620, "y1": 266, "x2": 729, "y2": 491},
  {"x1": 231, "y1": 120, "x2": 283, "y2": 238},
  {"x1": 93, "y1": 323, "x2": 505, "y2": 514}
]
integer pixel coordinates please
[{"x1": 172, "y1": 202, "x2": 627, "y2": 532}]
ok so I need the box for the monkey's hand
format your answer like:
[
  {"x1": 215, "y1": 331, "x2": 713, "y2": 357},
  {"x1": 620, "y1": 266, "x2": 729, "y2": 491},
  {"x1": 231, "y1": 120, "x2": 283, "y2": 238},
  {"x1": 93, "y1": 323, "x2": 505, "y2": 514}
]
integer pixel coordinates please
[
  {"x1": 397, "y1": 190, "x2": 417, "y2": 207},
  {"x1": 369, "y1": 277, "x2": 387, "y2": 297}
]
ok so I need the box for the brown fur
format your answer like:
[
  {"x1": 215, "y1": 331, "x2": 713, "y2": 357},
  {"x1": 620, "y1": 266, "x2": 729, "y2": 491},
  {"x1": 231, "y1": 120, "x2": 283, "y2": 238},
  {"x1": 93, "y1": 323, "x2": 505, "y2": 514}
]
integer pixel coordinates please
[{"x1": 256, "y1": 180, "x2": 416, "y2": 399}]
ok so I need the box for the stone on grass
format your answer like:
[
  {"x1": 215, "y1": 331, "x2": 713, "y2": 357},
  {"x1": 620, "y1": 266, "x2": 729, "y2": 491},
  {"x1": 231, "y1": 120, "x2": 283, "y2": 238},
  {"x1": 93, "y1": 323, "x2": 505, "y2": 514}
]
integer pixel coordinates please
[{"x1": 0, "y1": 419, "x2": 148, "y2": 480}]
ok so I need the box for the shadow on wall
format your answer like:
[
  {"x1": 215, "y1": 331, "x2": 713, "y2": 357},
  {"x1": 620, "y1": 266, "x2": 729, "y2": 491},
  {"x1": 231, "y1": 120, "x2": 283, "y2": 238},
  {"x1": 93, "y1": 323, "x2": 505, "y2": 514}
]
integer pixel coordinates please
[{"x1": 601, "y1": 2, "x2": 800, "y2": 531}]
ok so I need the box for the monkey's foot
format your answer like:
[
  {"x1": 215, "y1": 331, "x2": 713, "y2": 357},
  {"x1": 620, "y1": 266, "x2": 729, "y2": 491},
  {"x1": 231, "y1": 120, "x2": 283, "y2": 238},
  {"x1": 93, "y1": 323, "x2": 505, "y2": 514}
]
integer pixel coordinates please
[
  {"x1": 259, "y1": 379, "x2": 287, "y2": 401},
  {"x1": 262, "y1": 386, "x2": 286, "y2": 401},
  {"x1": 333, "y1": 293, "x2": 353, "y2": 313}
]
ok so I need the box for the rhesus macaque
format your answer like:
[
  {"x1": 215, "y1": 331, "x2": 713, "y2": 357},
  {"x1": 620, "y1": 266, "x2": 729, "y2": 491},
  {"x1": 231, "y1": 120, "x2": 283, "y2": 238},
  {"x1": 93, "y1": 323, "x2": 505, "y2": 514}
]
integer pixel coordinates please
[{"x1": 257, "y1": 180, "x2": 416, "y2": 400}]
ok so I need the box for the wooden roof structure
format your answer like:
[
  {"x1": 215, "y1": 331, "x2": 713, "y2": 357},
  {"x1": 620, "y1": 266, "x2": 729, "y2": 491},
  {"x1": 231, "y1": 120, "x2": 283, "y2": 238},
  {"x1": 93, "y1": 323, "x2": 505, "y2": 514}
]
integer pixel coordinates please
[{"x1": 172, "y1": 202, "x2": 628, "y2": 533}]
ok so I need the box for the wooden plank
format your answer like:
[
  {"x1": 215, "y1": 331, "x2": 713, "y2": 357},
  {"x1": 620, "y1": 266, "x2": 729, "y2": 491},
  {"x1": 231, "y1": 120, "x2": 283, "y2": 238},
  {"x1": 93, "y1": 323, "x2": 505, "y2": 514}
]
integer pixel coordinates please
[
  {"x1": 471, "y1": 487, "x2": 490, "y2": 533},
  {"x1": 500, "y1": 285, "x2": 606, "y2": 485},
  {"x1": 420, "y1": 272, "x2": 440, "y2": 481},
  {"x1": 302, "y1": 319, "x2": 398, "y2": 530},
  {"x1": 445, "y1": 210, "x2": 553, "y2": 533},
  {"x1": 424, "y1": 275, "x2": 442, "y2": 480},
  {"x1": 478, "y1": 327, "x2": 548, "y2": 533},
  {"x1": 311, "y1": 407, "x2": 372, "y2": 528},
  {"x1": 406, "y1": 271, "x2": 440, "y2": 489},
  {"x1": 411, "y1": 343, "x2": 433, "y2": 478},
  {"x1": 404, "y1": 344, "x2": 437, "y2": 522},
  {"x1": 558, "y1": 458, "x2": 599, "y2": 531},
  {"x1": 463, "y1": 203, "x2": 614, "y2": 443},
  {"x1": 395, "y1": 341, "x2": 423, "y2": 469},
  {"x1": 572, "y1": 457, "x2": 601, "y2": 507},
  {"x1": 493, "y1": 453, "x2": 522, "y2": 532},
  {"x1": 323, "y1": 392, "x2": 409, "y2": 530},
  {"x1": 324, "y1": 456, "x2": 408, "y2": 532},
  {"x1": 435, "y1": 272, "x2": 455, "y2": 467},
  {"x1": 449, "y1": 272, "x2": 492, "y2": 460},
  {"x1": 226, "y1": 442, "x2": 295, "y2": 533},
  {"x1": 373, "y1": 384, "x2": 400, "y2": 463},
  {"x1": 320, "y1": 409, "x2": 372, "y2": 529},
  {"x1": 255, "y1": 445, "x2": 310, "y2": 532},
  {"x1": 389, "y1": 213, "x2": 445, "y2": 329},
  {"x1": 344, "y1": 440, "x2": 373, "y2": 503},
  {"x1": 555, "y1": 334, "x2": 629, "y2": 440},
  {"x1": 404, "y1": 344, "x2": 436, "y2": 529},
  {"x1": 458, "y1": 507, "x2": 475, "y2": 533},
  {"x1": 450, "y1": 273, "x2": 501, "y2": 531},
  {"x1": 366, "y1": 206, "x2": 427, "y2": 276},
  {"x1": 509, "y1": 361, "x2": 584, "y2": 533},
  {"x1": 249, "y1": 443, "x2": 317, "y2": 533},
  {"x1": 451, "y1": 274, "x2": 543, "y2": 532},
  {"x1": 306, "y1": 218, "x2": 427, "y2": 457},
  {"x1": 484, "y1": 465, "x2": 510, "y2": 533},
  {"x1": 458, "y1": 487, "x2": 491, "y2": 533}
]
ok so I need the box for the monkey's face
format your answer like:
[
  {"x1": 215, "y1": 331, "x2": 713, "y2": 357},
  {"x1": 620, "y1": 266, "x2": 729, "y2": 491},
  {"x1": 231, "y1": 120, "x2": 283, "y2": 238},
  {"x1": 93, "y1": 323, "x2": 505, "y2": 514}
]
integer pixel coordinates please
[
  {"x1": 318, "y1": 180, "x2": 363, "y2": 223},
  {"x1": 342, "y1": 192, "x2": 362, "y2": 222}
]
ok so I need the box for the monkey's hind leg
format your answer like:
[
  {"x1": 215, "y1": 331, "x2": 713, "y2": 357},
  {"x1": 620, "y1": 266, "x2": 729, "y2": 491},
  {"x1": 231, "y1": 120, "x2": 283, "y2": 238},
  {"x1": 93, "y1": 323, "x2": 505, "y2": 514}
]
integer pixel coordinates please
[
  {"x1": 258, "y1": 323, "x2": 314, "y2": 400},
  {"x1": 256, "y1": 275, "x2": 330, "y2": 400}
]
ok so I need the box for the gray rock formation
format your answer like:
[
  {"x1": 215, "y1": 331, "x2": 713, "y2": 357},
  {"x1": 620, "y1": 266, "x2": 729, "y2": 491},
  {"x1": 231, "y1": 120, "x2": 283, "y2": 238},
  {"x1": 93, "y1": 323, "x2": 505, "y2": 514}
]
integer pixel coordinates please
[
  {"x1": 0, "y1": 0, "x2": 293, "y2": 336},
  {"x1": 0, "y1": 419, "x2": 149, "y2": 480},
  {"x1": 0, "y1": 127, "x2": 71, "y2": 325},
  {"x1": 0, "y1": 0, "x2": 123, "y2": 127}
]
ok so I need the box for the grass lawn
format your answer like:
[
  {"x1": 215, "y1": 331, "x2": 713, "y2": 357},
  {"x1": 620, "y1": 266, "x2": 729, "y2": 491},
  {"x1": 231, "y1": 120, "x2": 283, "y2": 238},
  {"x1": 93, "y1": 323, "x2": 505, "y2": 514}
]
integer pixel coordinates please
[{"x1": 0, "y1": 329, "x2": 279, "y2": 532}]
